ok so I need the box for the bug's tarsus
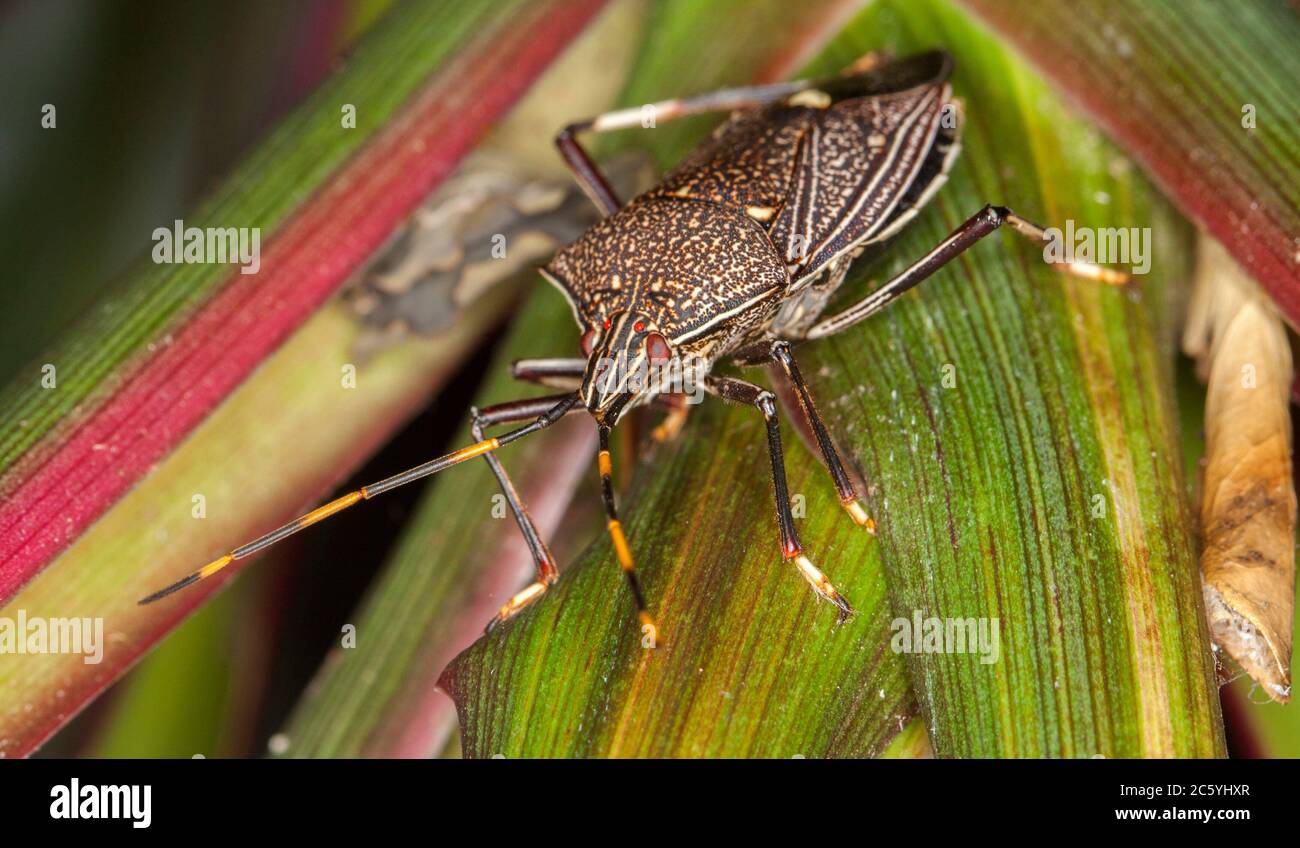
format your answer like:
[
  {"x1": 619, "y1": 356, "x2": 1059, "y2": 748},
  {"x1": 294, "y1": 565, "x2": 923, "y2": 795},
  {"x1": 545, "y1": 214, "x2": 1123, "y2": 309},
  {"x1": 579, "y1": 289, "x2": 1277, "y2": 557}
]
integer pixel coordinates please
[
  {"x1": 842, "y1": 49, "x2": 895, "y2": 75},
  {"x1": 140, "y1": 393, "x2": 581, "y2": 607},
  {"x1": 999, "y1": 209, "x2": 1131, "y2": 286}
]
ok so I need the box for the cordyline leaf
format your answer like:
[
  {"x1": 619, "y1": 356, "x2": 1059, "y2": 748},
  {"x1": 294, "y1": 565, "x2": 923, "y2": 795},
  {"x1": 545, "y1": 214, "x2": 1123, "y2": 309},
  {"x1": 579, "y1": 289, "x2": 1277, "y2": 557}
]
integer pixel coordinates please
[
  {"x1": 81, "y1": 578, "x2": 246, "y2": 758},
  {"x1": 960, "y1": 0, "x2": 1300, "y2": 324},
  {"x1": 0, "y1": 298, "x2": 510, "y2": 758},
  {"x1": 444, "y1": 0, "x2": 1224, "y2": 758},
  {"x1": 0, "y1": 0, "x2": 606, "y2": 606},
  {"x1": 0, "y1": 0, "x2": 606, "y2": 757},
  {"x1": 278, "y1": 0, "x2": 871, "y2": 759},
  {"x1": 442, "y1": 393, "x2": 914, "y2": 757}
]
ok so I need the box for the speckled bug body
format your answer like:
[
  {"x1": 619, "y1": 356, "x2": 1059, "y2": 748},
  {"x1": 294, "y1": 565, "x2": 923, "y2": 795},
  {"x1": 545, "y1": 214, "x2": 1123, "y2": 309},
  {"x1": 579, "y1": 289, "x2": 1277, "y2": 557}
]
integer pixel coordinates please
[
  {"x1": 142, "y1": 51, "x2": 1123, "y2": 641},
  {"x1": 547, "y1": 52, "x2": 961, "y2": 418}
]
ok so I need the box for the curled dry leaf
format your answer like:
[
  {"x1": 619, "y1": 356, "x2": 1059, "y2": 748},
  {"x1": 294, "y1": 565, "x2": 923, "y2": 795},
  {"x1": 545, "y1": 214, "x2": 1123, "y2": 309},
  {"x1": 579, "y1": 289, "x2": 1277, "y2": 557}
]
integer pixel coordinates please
[{"x1": 1183, "y1": 236, "x2": 1295, "y2": 703}]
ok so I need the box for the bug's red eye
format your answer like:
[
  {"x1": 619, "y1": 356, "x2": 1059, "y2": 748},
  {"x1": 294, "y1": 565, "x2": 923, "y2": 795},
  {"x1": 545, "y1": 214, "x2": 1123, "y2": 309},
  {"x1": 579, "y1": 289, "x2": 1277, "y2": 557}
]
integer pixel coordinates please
[
  {"x1": 633, "y1": 320, "x2": 646, "y2": 333},
  {"x1": 646, "y1": 332, "x2": 671, "y2": 364},
  {"x1": 602, "y1": 318, "x2": 611, "y2": 330},
  {"x1": 581, "y1": 327, "x2": 599, "y2": 356}
]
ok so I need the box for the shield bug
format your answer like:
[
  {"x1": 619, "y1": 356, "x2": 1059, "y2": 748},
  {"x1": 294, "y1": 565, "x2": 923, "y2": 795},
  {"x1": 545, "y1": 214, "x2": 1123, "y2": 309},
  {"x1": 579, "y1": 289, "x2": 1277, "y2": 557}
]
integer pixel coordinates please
[{"x1": 142, "y1": 51, "x2": 1127, "y2": 643}]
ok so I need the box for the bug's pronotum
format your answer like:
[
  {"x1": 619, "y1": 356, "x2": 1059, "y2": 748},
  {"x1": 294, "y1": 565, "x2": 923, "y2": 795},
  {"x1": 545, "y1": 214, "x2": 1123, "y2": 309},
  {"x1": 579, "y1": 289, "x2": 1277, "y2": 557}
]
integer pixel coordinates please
[{"x1": 141, "y1": 51, "x2": 1127, "y2": 642}]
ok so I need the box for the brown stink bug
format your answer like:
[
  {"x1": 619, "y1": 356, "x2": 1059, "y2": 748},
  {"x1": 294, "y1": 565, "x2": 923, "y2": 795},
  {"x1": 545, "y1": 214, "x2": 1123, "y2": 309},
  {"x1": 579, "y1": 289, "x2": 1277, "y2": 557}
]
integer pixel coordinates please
[{"x1": 142, "y1": 51, "x2": 1126, "y2": 642}]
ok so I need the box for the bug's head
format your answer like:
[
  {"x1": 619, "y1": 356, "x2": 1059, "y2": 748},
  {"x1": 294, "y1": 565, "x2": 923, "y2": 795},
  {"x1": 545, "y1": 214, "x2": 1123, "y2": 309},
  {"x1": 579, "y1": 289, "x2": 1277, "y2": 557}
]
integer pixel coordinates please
[{"x1": 579, "y1": 311, "x2": 674, "y2": 425}]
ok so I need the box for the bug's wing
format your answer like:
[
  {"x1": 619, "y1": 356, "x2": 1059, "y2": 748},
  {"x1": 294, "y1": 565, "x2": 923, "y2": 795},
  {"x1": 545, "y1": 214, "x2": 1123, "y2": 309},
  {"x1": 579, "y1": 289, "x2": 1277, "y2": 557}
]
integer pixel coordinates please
[
  {"x1": 769, "y1": 80, "x2": 952, "y2": 283},
  {"x1": 654, "y1": 51, "x2": 954, "y2": 287},
  {"x1": 652, "y1": 102, "x2": 809, "y2": 218}
]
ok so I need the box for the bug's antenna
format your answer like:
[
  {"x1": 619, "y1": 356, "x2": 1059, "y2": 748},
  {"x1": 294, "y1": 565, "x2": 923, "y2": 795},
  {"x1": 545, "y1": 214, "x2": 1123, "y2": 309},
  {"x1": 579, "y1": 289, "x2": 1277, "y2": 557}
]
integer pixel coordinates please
[
  {"x1": 140, "y1": 392, "x2": 581, "y2": 605},
  {"x1": 597, "y1": 423, "x2": 659, "y2": 645}
]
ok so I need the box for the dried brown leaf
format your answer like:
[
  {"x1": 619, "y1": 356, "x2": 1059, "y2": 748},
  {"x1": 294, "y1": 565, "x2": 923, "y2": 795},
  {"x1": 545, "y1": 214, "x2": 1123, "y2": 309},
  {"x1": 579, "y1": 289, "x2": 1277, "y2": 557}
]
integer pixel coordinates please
[{"x1": 1184, "y1": 236, "x2": 1295, "y2": 703}]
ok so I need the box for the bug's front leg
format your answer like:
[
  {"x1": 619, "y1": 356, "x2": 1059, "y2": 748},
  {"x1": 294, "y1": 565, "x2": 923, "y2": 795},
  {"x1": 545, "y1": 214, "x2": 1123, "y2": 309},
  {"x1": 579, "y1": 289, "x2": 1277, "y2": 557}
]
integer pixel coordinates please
[
  {"x1": 510, "y1": 357, "x2": 586, "y2": 390},
  {"x1": 804, "y1": 204, "x2": 1129, "y2": 340},
  {"x1": 595, "y1": 426, "x2": 660, "y2": 645},
  {"x1": 140, "y1": 393, "x2": 581, "y2": 606},
  {"x1": 473, "y1": 394, "x2": 586, "y2": 631},
  {"x1": 510, "y1": 357, "x2": 690, "y2": 441},
  {"x1": 649, "y1": 392, "x2": 691, "y2": 443},
  {"x1": 704, "y1": 374, "x2": 853, "y2": 621}
]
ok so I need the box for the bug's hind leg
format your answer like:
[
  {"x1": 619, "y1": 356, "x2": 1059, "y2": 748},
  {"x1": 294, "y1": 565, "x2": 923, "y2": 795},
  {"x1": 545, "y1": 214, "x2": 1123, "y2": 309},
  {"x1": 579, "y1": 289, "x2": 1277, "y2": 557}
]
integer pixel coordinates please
[
  {"x1": 769, "y1": 340, "x2": 876, "y2": 533},
  {"x1": 473, "y1": 394, "x2": 585, "y2": 631},
  {"x1": 557, "y1": 78, "x2": 816, "y2": 217},
  {"x1": 704, "y1": 374, "x2": 853, "y2": 621},
  {"x1": 804, "y1": 204, "x2": 1129, "y2": 340}
]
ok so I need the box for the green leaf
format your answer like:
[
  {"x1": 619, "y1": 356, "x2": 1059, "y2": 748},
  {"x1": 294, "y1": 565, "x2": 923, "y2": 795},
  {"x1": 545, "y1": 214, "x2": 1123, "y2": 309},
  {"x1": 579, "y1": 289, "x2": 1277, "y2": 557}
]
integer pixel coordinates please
[
  {"x1": 442, "y1": 388, "x2": 914, "y2": 756},
  {"x1": 0, "y1": 297, "x2": 510, "y2": 758},
  {"x1": 444, "y1": 0, "x2": 1224, "y2": 758},
  {"x1": 797, "y1": 0, "x2": 1220, "y2": 757},
  {"x1": 80, "y1": 590, "x2": 235, "y2": 758}
]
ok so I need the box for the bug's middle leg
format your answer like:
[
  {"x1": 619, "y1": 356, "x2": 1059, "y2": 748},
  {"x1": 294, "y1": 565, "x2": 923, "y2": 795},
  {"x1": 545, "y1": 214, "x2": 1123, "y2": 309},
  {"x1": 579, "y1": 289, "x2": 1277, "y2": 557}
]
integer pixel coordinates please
[
  {"x1": 704, "y1": 374, "x2": 853, "y2": 621},
  {"x1": 649, "y1": 393, "x2": 690, "y2": 443},
  {"x1": 768, "y1": 340, "x2": 875, "y2": 533},
  {"x1": 556, "y1": 78, "x2": 817, "y2": 217},
  {"x1": 473, "y1": 393, "x2": 585, "y2": 630}
]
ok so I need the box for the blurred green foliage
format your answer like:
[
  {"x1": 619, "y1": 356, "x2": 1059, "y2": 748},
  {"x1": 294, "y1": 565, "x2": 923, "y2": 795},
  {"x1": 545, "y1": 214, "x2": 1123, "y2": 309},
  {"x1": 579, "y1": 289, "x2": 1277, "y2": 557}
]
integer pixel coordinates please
[{"x1": 0, "y1": 0, "x2": 388, "y2": 383}]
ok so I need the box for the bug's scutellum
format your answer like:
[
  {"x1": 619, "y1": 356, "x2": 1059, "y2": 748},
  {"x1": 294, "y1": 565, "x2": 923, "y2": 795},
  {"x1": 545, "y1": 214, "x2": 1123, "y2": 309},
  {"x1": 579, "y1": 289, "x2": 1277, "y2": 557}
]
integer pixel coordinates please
[{"x1": 142, "y1": 51, "x2": 1128, "y2": 642}]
